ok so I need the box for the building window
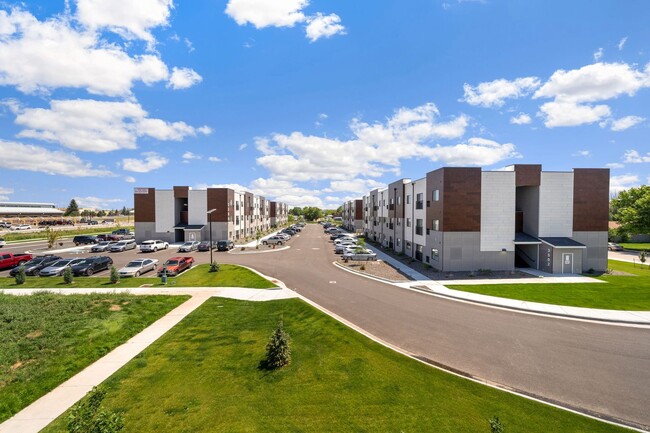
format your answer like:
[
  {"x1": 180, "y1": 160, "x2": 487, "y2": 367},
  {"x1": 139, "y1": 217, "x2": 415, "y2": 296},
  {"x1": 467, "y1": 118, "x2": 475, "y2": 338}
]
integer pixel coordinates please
[
  {"x1": 432, "y1": 219, "x2": 439, "y2": 231},
  {"x1": 416, "y1": 193, "x2": 423, "y2": 209},
  {"x1": 431, "y1": 248, "x2": 439, "y2": 260},
  {"x1": 415, "y1": 219, "x2": 423, "y2": 235},
  {"x1": 433, "y1": 189, "x2": 440, "y2": 201},
  {"x1": 406, "y1": 195, "x2": 410, "y2": 204},
  {"x1": 406, "y1": 218, "x2": 411, "y2": 227},
  {"x1": 396, "y1": 238, "x2": 401, "y2": 247},
  {"x1": 397, "y1": 196, "x2": 401, "y2": 205},
  {"x1": 406, "y1": 242, "x2": 411, "y2": 249}
]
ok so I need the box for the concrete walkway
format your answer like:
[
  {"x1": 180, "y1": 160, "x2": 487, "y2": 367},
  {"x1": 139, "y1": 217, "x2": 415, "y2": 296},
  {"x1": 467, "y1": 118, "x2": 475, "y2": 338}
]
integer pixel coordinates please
[
  {"x1": 0, "y1": 286, "x2": 298, "y2": 433},
  {"x1": 367, "y1": 247, "x2": 650, "y2": 326}
]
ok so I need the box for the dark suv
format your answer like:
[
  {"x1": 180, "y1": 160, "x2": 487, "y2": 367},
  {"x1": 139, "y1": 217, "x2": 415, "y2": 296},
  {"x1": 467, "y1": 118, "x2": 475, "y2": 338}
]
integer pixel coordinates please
[
  {"x1": 73, "y1": 235, "x2": 98, "y2": 245},
  {"x1": 217, "y1": 240, "x2": 234, "y2": 251},
  {"x1": 9, "y1": 255, "x2": 61, "y2": 276},
  {"x1": 71, "y1": 256, "x2": 113, "y2": 276}
]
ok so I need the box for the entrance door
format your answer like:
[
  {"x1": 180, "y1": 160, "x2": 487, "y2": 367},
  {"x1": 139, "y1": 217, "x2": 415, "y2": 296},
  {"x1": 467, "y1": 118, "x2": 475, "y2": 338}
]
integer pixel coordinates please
[{"x1": 562, "y1": 253, "x2": 573, "y2": 274}]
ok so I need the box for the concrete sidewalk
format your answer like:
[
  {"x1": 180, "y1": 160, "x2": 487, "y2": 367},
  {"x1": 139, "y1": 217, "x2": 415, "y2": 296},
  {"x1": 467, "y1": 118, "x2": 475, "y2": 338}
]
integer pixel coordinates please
[
  {"x1": 0, "y1": 286, "x2": 298, "y2": 433},
  {"x1": 369, "y1": 247, "x2": 650, "y2": 326}
]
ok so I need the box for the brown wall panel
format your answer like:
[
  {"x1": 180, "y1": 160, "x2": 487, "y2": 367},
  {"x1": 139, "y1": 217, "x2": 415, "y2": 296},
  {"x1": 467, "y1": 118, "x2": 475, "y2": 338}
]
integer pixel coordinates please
[
  {"x1": 207, "y1": 188, "x2": 231, "y2": 222},
  {"x1": 513, "y1": 164, "x2": 542, "y2": 187},
  {"x1": 173, "y1": 186, "x2": 189, "y2": 198},
  {"x1": 440, "y1": 167, "x2": 481, "y2": 232},
  {"x1": 355, "y1": 199, "x2": 363, "y2": 220},
  {"x1": 134, "y1": 188, "x2": 155, "y2": 222},
  {"x1": 244, "y1": 192, "x2": 253, "y2": 216},
  {"x1": 573, "y1": 168, "x2": 610, "y2": 231},
  {"x1": 270, "y1": 201, "x2": 277, "y2": 218}
]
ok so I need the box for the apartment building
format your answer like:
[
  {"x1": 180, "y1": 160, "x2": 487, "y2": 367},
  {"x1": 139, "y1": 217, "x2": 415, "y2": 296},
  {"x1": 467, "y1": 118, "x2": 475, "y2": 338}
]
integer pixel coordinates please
[
  {"x1": 342, "y1": 199, "x2": 363, "y2": 232},
  {"x1": 345, "y1": 164, "x2": 609, "y2": 274},
  {"x1": 133, "y1": 186, "x2": 287, "y2": 244}
]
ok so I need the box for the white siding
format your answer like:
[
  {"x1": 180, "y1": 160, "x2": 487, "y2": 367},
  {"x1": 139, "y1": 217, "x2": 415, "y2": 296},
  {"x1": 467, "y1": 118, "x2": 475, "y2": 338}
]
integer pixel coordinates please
[
  {"x1": 480, "y1": 171, "x2": 516, "y2": 251},
  {"x1": 539, "y1": 172, "x2": 574, "y2": 237},
  {"x1": 188, "y1": 190, "x2": 207, "y2": 225},
  {"x1": 155, "y1": 190, "x2": 174, "y2": 233}
]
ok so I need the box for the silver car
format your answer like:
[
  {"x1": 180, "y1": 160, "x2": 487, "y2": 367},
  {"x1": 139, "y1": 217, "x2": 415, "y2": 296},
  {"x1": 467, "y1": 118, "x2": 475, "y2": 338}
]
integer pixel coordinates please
[
  {"x1": 110, "y1": 239, "x2": 137, "y2": 252},
  {"x1": 343, "y1": 249, "x2": 377, "y2": 261},
  {"x1": 91, "y1": 241, "x2": 116, "y2": 252},
  {"x1": 178, "y1": 241, "x2": 199, "y2": 252},
  {"x1": 38, "y1": 258, "x2": 85, "y2": 276},
  {"x1": 118, "y1": 258, "x2": 158, "y2": 277}
]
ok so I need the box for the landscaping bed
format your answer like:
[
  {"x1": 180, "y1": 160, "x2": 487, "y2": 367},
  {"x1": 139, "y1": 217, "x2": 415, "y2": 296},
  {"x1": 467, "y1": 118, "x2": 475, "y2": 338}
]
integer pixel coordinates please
[
  {"x1": 337, "y1": 257, "x2": 411, "y2": 282},
  {"x1": 43, "y1": 298, "x2": 627, "y2": 432},
  {"x1": 0, "y1": 292, "x2": 188, "y2": 422}
]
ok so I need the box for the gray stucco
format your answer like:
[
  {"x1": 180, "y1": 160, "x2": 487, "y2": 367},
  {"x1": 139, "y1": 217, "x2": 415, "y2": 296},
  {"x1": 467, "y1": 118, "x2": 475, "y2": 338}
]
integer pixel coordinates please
[
  {"x1": 572, "y1": 231, "x2": 608, "y2": 272},
  {"x1": 135, "y1": 222, "x2": 175, "y2": 244},
  {"x1": 431, "y1": 232, "x2": 514, "y2": 272}
]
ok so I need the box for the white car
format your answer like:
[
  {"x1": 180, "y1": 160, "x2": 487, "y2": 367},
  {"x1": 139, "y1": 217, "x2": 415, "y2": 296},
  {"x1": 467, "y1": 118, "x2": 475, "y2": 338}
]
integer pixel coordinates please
[
  {"x1": 343, "y1": 249, "x2": 377, "y2": 261},
  {"x1": 0, "y1": 238, "x2": 5, "y2": 248},
  {"x1": 118, "y1": 258, "x2": 158, "y2": 277},
  {"x1": 10, "y1": 224, "x2": 32, "y2": 231},
  {"x1": 335, "y1": 241, "x2": 358, "y2": 254},
  {"x1": 334, "y1": 237, "x2": 357, "y2": 245},
  {"x1": 140, "y1": 240, "x2": 169, "y2": 252},
  {"x1": 178, "y1": 241, "x2": 200, "y2": 252}
]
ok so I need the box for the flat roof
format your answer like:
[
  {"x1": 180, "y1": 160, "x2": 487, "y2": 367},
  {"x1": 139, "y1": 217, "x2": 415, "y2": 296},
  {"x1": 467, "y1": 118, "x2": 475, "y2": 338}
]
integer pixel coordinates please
[
  {"x1": 0, "y1": 206, "x2": 64, "y2": 215},
  {"x1": 539, "y1": 237, "x2": 586, "y2": 248}
]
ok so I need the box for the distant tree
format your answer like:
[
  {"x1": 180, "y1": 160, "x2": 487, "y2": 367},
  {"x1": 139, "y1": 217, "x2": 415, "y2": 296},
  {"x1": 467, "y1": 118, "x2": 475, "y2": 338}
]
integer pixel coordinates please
[
  {"x1": 611, "y1": 186, "x2": 650, "y2": 234},
  {"x1": 335, "y1": 205, "x2": 343, "y2": 216},
  {"x1": 97, "y1": 210, "x2": 106, "y2": 218},
  {"x1": 302, "y1": 207, "x2": 323, "y2": 221},
  {"x1": 67, "y1": 387, "x2": 124, "y2": 433},
  {"x1": 120, "y1": 206, "x2": 129, "y2": 216},
  {"x1": 81, "y1": 210, "x2": 91, "y2": 217},
  {"x1": 289, "y1": 207, "x2": 303, "y2": 217},
  {"x1": 64, "y1": 199, "x2": 79, "y2": 217},
  {"x1": 264, "y1": 321, "x2": 291, "y2": 369}
]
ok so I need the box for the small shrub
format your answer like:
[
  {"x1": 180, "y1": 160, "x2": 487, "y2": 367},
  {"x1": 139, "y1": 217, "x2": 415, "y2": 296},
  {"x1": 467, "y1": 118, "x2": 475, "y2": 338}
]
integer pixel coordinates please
[
  {"x1": 488, "y1": 416, "x2": 504, "y2": 433},
  {"x1": 67, "y1": 387, "x2": 124, "y2": 433},
  {"x1": 109, "y1": 266, "x2": 120, "y2": 284},
  {"x1": 263, "y1": 321, "x2": 291, "y2": 370},
  {"x1": 360, "y1": 263, "x2": 366, "y2": 271},
  {"x1": 587, "y1": 267, "x2": 595, "y2": 274},
  {"x1": 209, "y1": 262, "x2": 220, "y2": 273},
  {"x1": 478, "y1": 268, "x2": 493, "y2": 275},
  {"x1": 63, "y1": 267, "x2": 73, "y2": 284},
  {"x1": 639, "y1": 250, "x2": 647, "y2": 268},
  {"x1": 15, "y1": 266, "x2": 26, "y2": 285}
]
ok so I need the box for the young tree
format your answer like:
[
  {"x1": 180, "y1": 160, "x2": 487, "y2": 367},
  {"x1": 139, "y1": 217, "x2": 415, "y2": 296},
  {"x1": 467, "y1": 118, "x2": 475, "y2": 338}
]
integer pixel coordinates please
[
  {"x1": 488, "y1": 416, "x2": 504, "y2": 433},
  {"x1": 63, "y1": 267, "x2": 74, "y2": 284},
  {"x1": 67, "y1": 387, "x2": 124, "y2": 433},
  {"x1": 15, "y1": 266, "x2": 26, "y2": 285},
  {"x1": 45, "y1": 226, "x2": 60, "y2": 249},
  {"x1": 64, "y1": 199, "x2": 79, "y2": 216},
  {"x1": 109, "y1": 266, "x2": 120, "y2": 284},
  {"x1": 264, "y1": 321, "x2": 291, "y2": 369},
  {"x1": 639, "y1": 250, "x2": 647, "y2": 269}
]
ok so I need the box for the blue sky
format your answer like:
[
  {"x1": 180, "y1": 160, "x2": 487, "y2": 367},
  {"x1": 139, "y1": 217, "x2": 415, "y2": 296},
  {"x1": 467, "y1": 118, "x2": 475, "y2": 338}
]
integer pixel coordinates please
[{"x1": 0, "y1": 0, "x2": 649, "y2": 210}]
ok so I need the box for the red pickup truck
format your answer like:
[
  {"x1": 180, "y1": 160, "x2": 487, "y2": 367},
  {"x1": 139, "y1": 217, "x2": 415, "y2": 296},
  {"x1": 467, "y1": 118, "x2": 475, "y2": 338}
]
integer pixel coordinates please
[
  {"x1": 0, "y1": 253, "x2": 34, "y2": 270},
  {"x1": 158, "y1": 256, "x2": 194, "y2": 277}
]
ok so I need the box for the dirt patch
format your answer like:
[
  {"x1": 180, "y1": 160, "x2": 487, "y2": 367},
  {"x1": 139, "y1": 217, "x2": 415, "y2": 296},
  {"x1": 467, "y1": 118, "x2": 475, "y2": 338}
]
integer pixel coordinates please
[
  {"x1": 338, "y1": 259, "x2": 411, "y2": 282},
  {"x1": 26, "y1": 330, "x2": 42, "y2": 339},
  {"x1": 10, "y1": 361, "x2": 24, "y2": 371},
  {"x1": 109, "y1": 304, "x2": 122, "y2": 311},
  {"x1": 121, "y1": 301, "x2": 130, "y2": 305}
]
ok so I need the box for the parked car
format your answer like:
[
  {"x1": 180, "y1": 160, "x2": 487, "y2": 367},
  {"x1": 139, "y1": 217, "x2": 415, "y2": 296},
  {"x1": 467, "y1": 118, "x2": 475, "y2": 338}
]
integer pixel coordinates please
[
  {"x1": 276, "y1": 233, "x2": 291, "y2": 241},
  {"x1": 178, "y1": 241, "x2": 200, "y2": 252},
  {"x1": 111, "y1": 229, "x2": 135, "y2": 239},
  {"x1": 158, "y1": 256, "x2": 194, "y2": 276},
  {"x1": 262, "y1": 236, "x2": 285, "y2": 246},
  {"x1": 38, "y1": 258, "x2": 85, "y2": 276},
  {"x1": 0, "y1": 253, "x2": 33, "y2": 270},
  {"x1": 334, "y1": 236, "x2": 357, "y2": 245},
  {"x1": 335, "y1": 241, "x2": 358, "y2": 254},
  {"x1": 0, "y1": 238, "x2": 5, "y2": 248},
  {"x1": 87, "y1": 220, "x2": 99, "y2": 225},
  {"x1": 9, "y1": 255, "x2": 61, "y2": 276},
  {"x1": 217, "y1": 240, "x2": 234, "y2": 251},
  {"x1": 140, "y1": 240, "x2": 169, "y2": 252},
  {"x1": 109, "y1": 239, "x2": 137, "y2": 252},
  {"x1": 71, "y1": 256, "x2": 113, "y2": 276},
  {"x1": 73, "y1": 235, "x2": 98, "y2": 246},
  {"x1": 282, "y1": 229, "x2": 297, "y2": 236},
  {"x1": 10, "y1": 224, "x2": 32, "y2": 231},
  {"x1": 343, "y1": 249, "x2": 377, "y2": 261},
  {"x1": 119, "y1": 258, "x2": 158, "y2": 277},
  {"x1": 91, "y1": 241, "x2": 117, "y2": 252},
  {"x1": 607, "y1": 242, "x2": 624, "y2": 251},
  {"x1": 197, "y1": 241, "x2": 216, "y2": 252},
  {"x1": 0, "y1": 221, "x2": 11, "y2": 228}
]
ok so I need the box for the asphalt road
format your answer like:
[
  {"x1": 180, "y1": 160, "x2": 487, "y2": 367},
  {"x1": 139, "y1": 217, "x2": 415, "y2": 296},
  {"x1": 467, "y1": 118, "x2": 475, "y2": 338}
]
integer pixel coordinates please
[
  {"x1": 2, "y1": 226, "x2": 649, "y2": 429},
  {"x1": 217, "y1": 225, "x2": 650, "y2": 431}
]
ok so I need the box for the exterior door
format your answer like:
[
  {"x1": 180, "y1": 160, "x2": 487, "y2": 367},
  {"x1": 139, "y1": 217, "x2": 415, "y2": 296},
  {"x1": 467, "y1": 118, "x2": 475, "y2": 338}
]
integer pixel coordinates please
[{"x1": 562, "y1": 253, "x2": 573, "y2": 274}]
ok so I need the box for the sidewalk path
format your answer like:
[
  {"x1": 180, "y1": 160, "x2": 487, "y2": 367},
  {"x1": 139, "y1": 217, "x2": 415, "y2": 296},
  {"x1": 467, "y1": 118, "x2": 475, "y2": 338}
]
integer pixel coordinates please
[
  {"x1": 0, "y1": 286, "x2": 298, "y2": 433},
  {"x1": 368, "y1": 247, "x2": 650, "y2": 326}
]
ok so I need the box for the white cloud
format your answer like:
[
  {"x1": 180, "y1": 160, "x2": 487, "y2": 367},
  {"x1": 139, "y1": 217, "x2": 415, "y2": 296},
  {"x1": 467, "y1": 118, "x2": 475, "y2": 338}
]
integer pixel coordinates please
[
  {"x1": 13, "y1": 99, "x2": 211, "y2": 153},
  {"x1": 74, "y1": 195, "x2": 124, "y2": 209},
  {"x1": 255, "y1": 103, "x2": 517, "y2": 183},
  {"x1": 0, "y1": 139, "x2": 115, "y2": 177},
  {"x1": 225, "y1": 0, "x2": 308, "y2": 28},
  {"x1": 184, "y1": 38, "x2": 194, "y2": 53},
  {"x1": 208, "y1": 156, "x2": 222, "y2": 162},
  {"x1": 623, "y1": 150, "x2": 650, "y2": 163},
  {"x1": 305, "y1": 13, "x2": 345, "y2": 42},
  {"x1": 318, "y1": 113, "x2": 328, "y2": 119},
  {"x1": 571, "y1": 150, "x2": 591, "y2": 157},
  {"x1": 167, "y1": 67, "x2": 202, "y2": 90},
  {"x1": 462, "y1": 77, "x2": 540, "y2": 107},
  {"x1": 510, "y1": 113, "x2": 532, "y2": 125},
  {"x1": 182, "y1": 151, "x2": 202, "y2": 160},
  {"x1": 610, "y1": 115, "x2": 644, "y2": 131},
  {"x1": 0, "y1": 8, "x2": 169, "y2": 96},
  {"x1": 606, "y1": 163, "x2": 624, "y2": 169},
  {"x1": 124, "y1": 176, "x2": 136, "y2": 183},
  {"x1": 537, "y1": 101, "x2": 611, "y2": 128},
  {"x1": 0, "y1": 186, "x2": 14, "y2": 201},
  {"x1": 327, "y1": 179, "x2": 385, "y2": 194},
  {"x1": 610, "y1": 174, "x2": 639, "y2": 194},
  {"x1": 593, "y1": 47, "x2": 603, "y2": 61},
  {"x1": 121, "y1": 152, "x2": 168, "y2": 173},
  {"x1": 618, "y1": 37, "x2": 627, "y2": 50},
  {"x1": 239, "y1": 143, "x2": 248, "y2": 150},
  {"x1": 197, "y1": 183, "x2": 251, "y2": 193},
  {"x1": 76, "y1": 0, "x2": 174, "y2": 44}
]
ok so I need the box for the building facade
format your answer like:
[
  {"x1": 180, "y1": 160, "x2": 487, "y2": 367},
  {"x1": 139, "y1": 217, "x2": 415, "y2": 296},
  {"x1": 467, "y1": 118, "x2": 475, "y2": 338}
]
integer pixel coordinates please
[
  {"x1": 134, "y1": 186, "x2": 288, "y2": 244},
  {"x1": 342, "y1": 199, "x2": 364, "y2": 232},
  {"x1": 343, "y1": 165, "x2": 609, "y2": 274}
]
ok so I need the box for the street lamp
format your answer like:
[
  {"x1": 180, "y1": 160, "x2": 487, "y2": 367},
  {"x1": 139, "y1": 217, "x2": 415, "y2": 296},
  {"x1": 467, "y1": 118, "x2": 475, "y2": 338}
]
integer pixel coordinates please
[{"x1": 207, "y1": 208, "x2": 216, "y2": 266}]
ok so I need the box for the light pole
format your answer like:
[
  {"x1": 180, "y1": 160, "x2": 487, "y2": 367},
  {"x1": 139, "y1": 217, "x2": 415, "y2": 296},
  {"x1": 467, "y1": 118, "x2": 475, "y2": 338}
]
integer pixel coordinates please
[{"x1": 207, "y1": 208, "x2": 216, "y2": 266}]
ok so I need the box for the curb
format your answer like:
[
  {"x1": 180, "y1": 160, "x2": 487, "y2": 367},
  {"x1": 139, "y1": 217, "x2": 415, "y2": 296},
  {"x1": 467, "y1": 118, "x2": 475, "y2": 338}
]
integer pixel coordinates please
[
  {"x1": 228, "y1": 246, "x2": 290, "y2": 255},
  {"x1": 332, "y1": 261, "x2": 406, "y2": 284}
]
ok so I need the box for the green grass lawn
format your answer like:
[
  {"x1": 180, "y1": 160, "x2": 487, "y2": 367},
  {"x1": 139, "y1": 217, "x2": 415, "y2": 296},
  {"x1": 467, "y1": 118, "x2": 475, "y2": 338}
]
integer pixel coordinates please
[
  {"x1": 42, "y1": 298, "x2": 626, "y2": 432},
  {"x1": 0, "y1": 226, "x2": 135, "y2": 243},
  {"x1": 446, "y1": 260, "x2": 650, "y2": 310},
  {"x1": 0, "y1": 292, "x2": 188, "y2": 422},
  {"x1": 0, "y1": 264, "x2": 276, "y2": 289},
  {"x1": 619, "y1": 243, "x2": 650, "y2": 252}
]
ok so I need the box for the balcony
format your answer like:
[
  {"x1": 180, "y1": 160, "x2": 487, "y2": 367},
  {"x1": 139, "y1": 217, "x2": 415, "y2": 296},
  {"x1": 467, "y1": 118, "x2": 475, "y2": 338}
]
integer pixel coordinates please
[
  {"x1": 389, "y1": 204, "x2": 395, "y2": 210},
  {"x1": 415, "y1": 227, "x2": 423, "y2": 236},
  {"x1": 389, "y1": 223, "x2": 394, "y2": 229},
  {"x1": 415, "y1": 201, "x2": 423, "y2": 210},
  {"x1": 373, "y1": 206, "x2": 379, "y2": 211}
]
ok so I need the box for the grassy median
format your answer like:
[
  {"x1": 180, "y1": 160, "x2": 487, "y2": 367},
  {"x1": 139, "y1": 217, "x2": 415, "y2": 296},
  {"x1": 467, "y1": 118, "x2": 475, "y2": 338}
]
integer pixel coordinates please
[
  {"x1": 0, "y1": 226, "x2": 135, "y2": 243},
  {"x1": 0, "y1": 264, "x2": 276, "y2": 289},
  {"x1": 0, "y1": 292, "x2": 188, "y2": 422},
  {"x1": 446, "y1": 260, "x2": 650, "y2": 310},
  {"x1": 43, "y1": 298, "x2": 627, "y2": 433}
]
